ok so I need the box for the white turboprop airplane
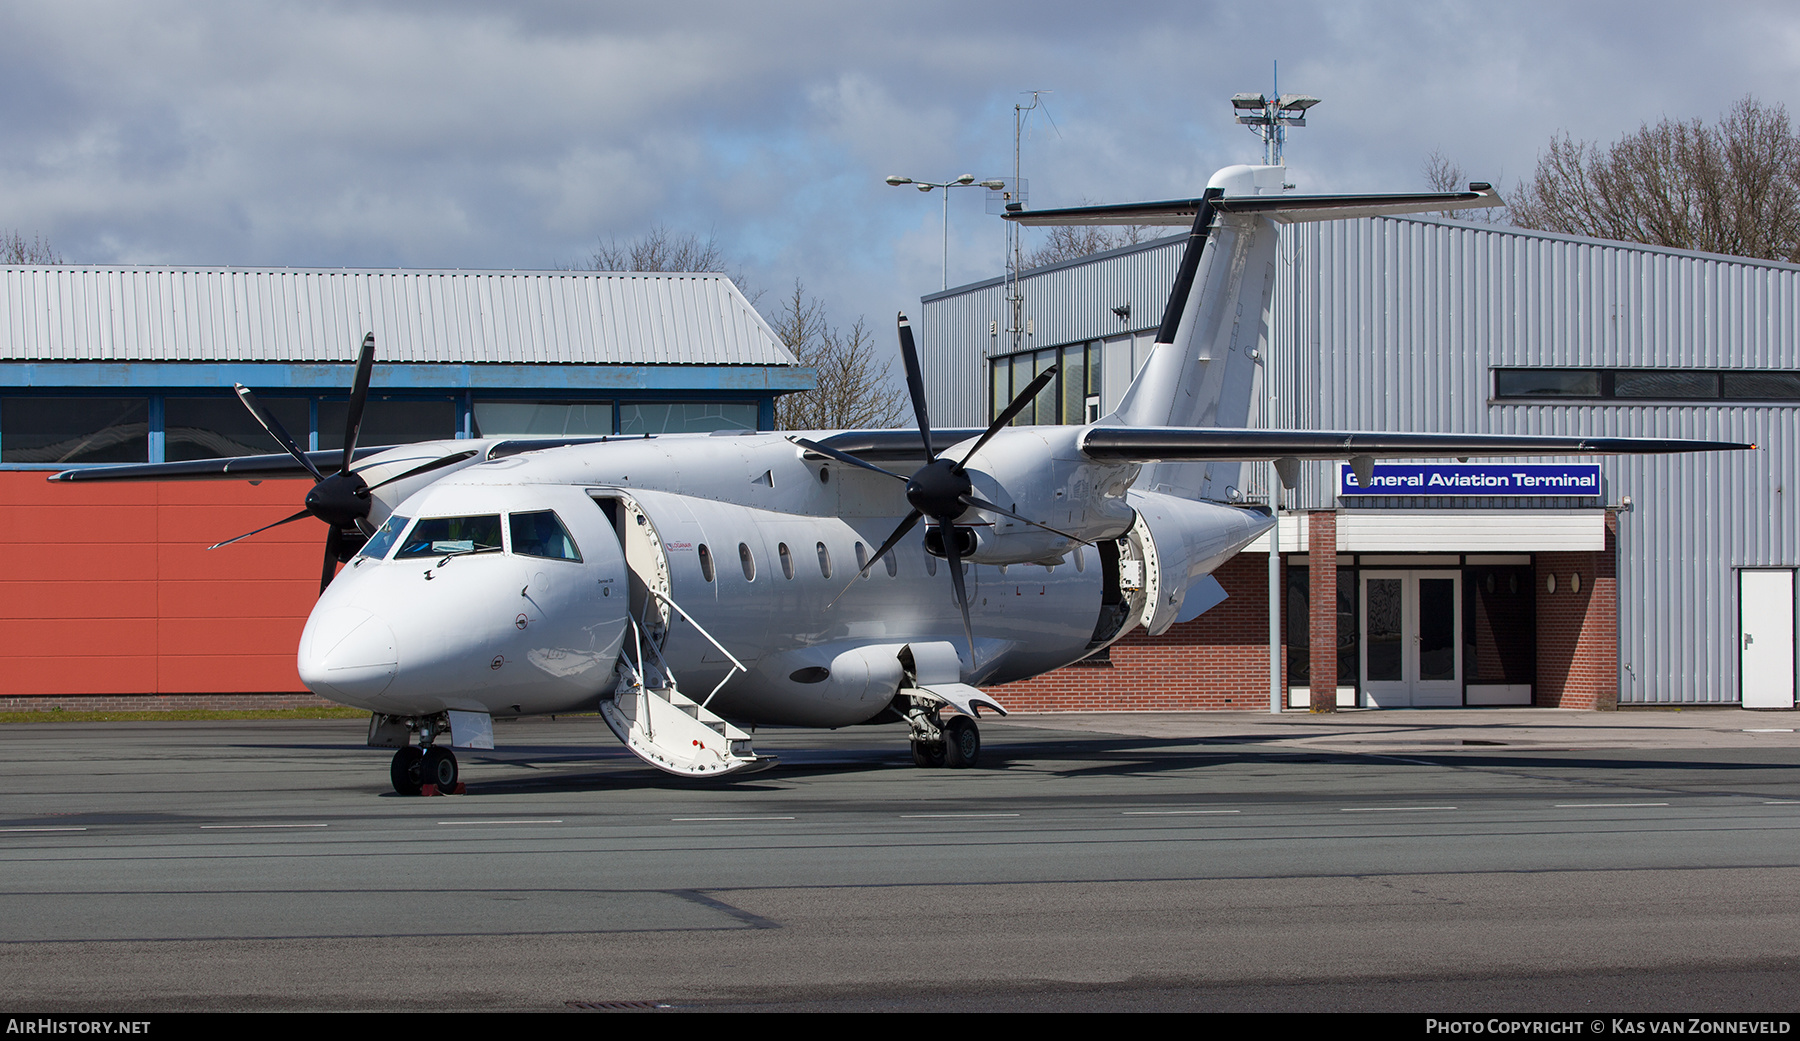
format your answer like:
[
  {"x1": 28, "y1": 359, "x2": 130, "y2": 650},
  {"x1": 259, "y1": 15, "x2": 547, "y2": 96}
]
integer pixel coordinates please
[{"x1": 54, "y1": 165, "x2": 1749, "y2": 794}]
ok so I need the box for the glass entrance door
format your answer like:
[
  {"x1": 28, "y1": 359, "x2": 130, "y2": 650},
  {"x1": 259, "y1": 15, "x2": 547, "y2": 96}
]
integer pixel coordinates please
[{"x1": 1361, "y1": 570, "x2": 1462, "y2": 707}]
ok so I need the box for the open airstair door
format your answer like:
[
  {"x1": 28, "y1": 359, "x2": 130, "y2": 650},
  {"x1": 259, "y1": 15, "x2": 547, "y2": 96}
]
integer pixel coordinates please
[{"x1": 590, "y1": 491, "x2": 772, "y2": 777}]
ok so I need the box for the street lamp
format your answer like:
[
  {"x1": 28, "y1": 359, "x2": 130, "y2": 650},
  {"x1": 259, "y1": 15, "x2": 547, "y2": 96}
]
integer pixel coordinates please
[
  {"x1": 885, "y1": 173, "x2": 1007, "y2": 290},
  {"x1": 1232, "y1": 92, "x2": 1321, "y2": 167}
]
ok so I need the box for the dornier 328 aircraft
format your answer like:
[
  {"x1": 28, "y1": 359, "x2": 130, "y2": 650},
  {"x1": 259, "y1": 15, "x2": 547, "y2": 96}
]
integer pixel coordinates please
[{"x1": 54, "y1": 165, "x2": 1749, "y2": 794}]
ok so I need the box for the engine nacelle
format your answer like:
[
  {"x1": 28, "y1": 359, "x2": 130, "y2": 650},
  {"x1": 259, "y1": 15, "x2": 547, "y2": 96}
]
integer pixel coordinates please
[
  {"x1": 951, "y1": 427, "x2": 1138, "y2": 566},
  {"x1": 1126, "y1": 490, "x2": 1273, "y2": 635}
]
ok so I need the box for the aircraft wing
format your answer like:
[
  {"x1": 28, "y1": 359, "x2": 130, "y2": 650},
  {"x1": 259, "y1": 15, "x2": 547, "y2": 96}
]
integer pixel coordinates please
[
  {"x1": 1003, "y1": 185, "x2": 1502, "y2": 227},
  {"x1": 806, "y1": 429, "x2": 986, "y2": 462},
  {"x1": 45, "y1": 447, "x2": 391, "y2": 482},
  {"x1": 1078, "y1": 427, "x2": 1753, "y2": 461}
]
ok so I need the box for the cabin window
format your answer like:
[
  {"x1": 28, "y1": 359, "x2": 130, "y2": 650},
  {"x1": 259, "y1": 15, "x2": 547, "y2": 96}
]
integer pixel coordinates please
[
  {"x1": 698, "y1": 544, "x2": 715, "y2": 582},
  {"x1": 855, "y1": 542, "x2": 870, "y2": 580},
  {"x1": 509, "y1": 510, "x2": 582, "y2": 562},
  {"x1": 739, "y1": 542, "x2": 756, "y2": 581},
  {"x1": 884, "y1": 548, "x2": 898, "y2": 578},
  {"x1": 358, "y1": 515, "x2": 410, "y2": 560},
  {"x1": 779, "y1": 542, "x2": 794, "y2": 579},
  {"x1": 816, "y1": 542, "x2": 832, "y2": 579},
  {"x1": 924, "y1": 546, "x2": 937, "y2": 577},
  {"x1": 396, "y1": 515, "x2": 503, "y2": 558}
]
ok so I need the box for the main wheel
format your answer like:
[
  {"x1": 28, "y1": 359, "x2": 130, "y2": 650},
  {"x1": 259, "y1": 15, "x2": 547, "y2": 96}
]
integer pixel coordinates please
[
  {"x1": 421, "y1": 747, "x2": 459, "y2": 791},
  {"x1": 390, "y1": 746, "x2": 425, "y2": 796},
  {"x1": 911, "y1": 738, "x2": 946, "y2": 768},
  {"x1": 942, "y1": 716, "x2": 980, "y2": 769}
]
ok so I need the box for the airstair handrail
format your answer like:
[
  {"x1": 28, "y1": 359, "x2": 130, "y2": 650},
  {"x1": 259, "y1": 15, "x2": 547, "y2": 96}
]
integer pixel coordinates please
[{"x1": 645, "y1": 588, "x2": 746, "y2": 708}]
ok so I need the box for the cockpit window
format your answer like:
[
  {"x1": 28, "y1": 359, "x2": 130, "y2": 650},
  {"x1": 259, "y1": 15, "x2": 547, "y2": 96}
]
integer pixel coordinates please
[
  {"x1": 396, "y1": 515, "x2": 504, "y2": 558},
  {"x1": 509, "y1": 510, "x2": 582, "y2": 562},
  {"x1": 357, "y1": 514, "x2": 410, "y2": 560}
]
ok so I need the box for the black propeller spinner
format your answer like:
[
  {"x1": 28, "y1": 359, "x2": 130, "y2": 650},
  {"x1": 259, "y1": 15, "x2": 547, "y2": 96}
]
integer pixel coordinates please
[
  {"x1": 792, "y1": 313, "x2": 1088, "y2": 662},
  {"x1": 209, "y1": 333, "x2": 475, "y2": 592}
]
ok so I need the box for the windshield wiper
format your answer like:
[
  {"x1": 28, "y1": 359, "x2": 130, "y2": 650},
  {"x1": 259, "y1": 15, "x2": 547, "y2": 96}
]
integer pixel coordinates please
[{"x1": 436, "y1": 544, "x2": 504, "y2": 567}]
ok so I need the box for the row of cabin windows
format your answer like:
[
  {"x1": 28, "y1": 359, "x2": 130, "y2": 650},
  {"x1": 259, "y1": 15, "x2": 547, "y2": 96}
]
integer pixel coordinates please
[
  {"x1": 694, "y1": 538, "x2": 1090, "y2": 583},
  {"x1": 696, "y1": 539, "x2": 931, "y2": 584}
]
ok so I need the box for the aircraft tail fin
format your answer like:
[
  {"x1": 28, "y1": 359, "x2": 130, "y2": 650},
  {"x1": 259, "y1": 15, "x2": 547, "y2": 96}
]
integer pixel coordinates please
[{"x1": 1007, "y1": 166, "x2": 1503, "y2": 500}]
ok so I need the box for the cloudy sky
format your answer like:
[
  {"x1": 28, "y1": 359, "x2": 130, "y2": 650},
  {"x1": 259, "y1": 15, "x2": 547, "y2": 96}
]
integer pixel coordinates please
[{"x1": 3, "y1": 0, "x2": 1797, "y2": 347}]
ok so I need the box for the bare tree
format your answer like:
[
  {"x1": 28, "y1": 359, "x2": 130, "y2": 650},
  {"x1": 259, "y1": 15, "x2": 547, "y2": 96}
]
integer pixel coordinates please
[
  {"x1": 769, "y1": 281, "x2": 905, "y2": 431},
  {"x1": 1510, "y1": 96, "x2": 1800, "y2": 261},
  {"x1": 1420, "y1": 148, "x2": 1507, "y2": 223},
  {"x1": 1025, "y1": 221, "x2": 1159, "y2": 269},
  {"x1": 587, "y1": 224, "x2": 725, "y2": 274},
  {"x1": 2, "y1": 231, "x2": 62, "y2": 264}
]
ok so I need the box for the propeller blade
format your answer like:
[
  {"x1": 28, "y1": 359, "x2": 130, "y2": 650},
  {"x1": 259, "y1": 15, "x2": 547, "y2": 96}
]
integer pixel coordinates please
[
  {"x1": 825, "y1": 510, "x2": 922, "y2": 609},
  {"x1": 321, "y1": 526, "x2": 343, "y2": 593},
  {"x1": 956, "y1": 364, "x2": 1058, "y2": 469},
  {"x1": 207, "y1": 507, "x2": 315, "y2": 551},
  {"x1": 362, "y1": 449, "x2": 482, "y2": 492},
  {"x1": 960, "y1": 495, "x2": 1091, "y2": 545},
  {"x1": 938, "y1": 519, "x2": 976, "y2": 663},
  {"x1": 897, "y1": 313, "x2": 936, "y2": 461},
  {"x1": 234, "y1": 385, "x2": 327, "y2": 483},
  {"x1": 788, "y1": 437, "x2": 908, "y2": 482},
  {"x1": 340, "y1": 332, "x2": 376, "y2": 474}
]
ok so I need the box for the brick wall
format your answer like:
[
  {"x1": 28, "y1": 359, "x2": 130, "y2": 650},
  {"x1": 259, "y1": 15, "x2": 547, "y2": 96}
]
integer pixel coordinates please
[
  {"x1": 1307, "y1": 511, "x2": 1339, "y2": 711},
  {"x1": 1534, "y1": 516, "x2": 1618, "y2": 709},
  {"x1": 990, "y1": 551, "x2": 1284, "y2": 711}
]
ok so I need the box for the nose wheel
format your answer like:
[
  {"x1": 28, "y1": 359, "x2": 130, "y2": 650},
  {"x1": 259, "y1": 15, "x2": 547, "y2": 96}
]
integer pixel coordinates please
[{"x1": 390, "y1": 745, "x2": 461, "y2": 795}]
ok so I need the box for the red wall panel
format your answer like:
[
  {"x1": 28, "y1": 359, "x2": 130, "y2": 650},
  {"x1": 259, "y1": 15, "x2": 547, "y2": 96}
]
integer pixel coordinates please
[{"x1": 1, "y1": 472, "x2": 318, "y2": 697}]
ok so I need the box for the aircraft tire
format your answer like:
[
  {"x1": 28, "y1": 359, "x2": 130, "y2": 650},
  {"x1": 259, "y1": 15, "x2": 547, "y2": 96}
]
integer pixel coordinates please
[
  {"x1": 942, "y1": 716, "x2": 980, "y2": 769},
  {"x1": 421, "y1": 747, "x2": 459, "y2": 791},
  {"x1": 911, "y1": 739, "x2": 946, "y2": 769},
  {"x1": 390, "y1": 746, "x2": 425, "y2": 796}
]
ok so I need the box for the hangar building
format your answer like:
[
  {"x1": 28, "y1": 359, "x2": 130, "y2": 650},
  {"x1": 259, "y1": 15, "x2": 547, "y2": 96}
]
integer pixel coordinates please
[
  {"x1": 0, "y1": 266, "x2": 807, "y2": 708},
  {"x1": 919, "y1": 210, "x2": 1798, "y2": 711}
]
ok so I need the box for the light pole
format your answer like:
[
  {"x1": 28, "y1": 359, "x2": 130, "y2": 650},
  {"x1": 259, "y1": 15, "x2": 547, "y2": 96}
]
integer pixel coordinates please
[{"x1": 885, "y1": 173, "x2": 1007, "y2": 290}]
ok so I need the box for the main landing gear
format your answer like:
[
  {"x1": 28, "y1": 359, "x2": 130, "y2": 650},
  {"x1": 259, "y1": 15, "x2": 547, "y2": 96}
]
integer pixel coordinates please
[{"x1": 905, "y1": 701, "x2": 981, "y2": 769}]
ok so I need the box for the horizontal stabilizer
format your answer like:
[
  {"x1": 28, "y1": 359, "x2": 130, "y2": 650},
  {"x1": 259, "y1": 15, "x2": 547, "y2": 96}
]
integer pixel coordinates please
[
  {"x1": 1004, "y1": 185, "x2": 1501, "y2": 227},
  {"x1": 1079, "y1": 427, "x2": 1752, "y2": 461}
]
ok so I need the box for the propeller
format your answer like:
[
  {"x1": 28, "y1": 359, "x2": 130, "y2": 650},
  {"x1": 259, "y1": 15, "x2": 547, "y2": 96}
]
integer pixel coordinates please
[
  {"x1": 208, "y1": 333, "x2": 476, "y2": 592},
  {"x1": 794, "y1": 313, "x2": 1087, "y2": 662}
]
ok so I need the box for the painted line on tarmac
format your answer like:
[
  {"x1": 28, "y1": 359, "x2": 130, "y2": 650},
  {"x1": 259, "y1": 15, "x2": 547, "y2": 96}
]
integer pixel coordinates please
[
  {"x1": 1339, "y1": 806, "x2": 1457, "y2": 812},
  {"x1": 437, "y1": 819, "x2": 565, "y2": 826},
  {"x1": 0, "y1": 826, "x2": 86, "y2": 833},
  {"x1": 900, "y1": 813, "x2": 1021, "y2": 819},
  {"x1": 200, "y1": 823, "x2": 329, "y2": 830},
  {"x1": 1553, "y1": 802, "x2": 1670, "y2": 808},
  {"x1": 670, "y1": 816, "x2": 796, "y2": 822},
  {"x1": 1122, "y1": 809, "x2": 1242, "y2": 816}
]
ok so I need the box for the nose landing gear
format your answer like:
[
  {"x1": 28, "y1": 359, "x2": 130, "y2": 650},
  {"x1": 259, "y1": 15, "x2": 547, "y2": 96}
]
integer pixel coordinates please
[{"x1": 389, "y1": 744, "x2": 462, "y2": 796}]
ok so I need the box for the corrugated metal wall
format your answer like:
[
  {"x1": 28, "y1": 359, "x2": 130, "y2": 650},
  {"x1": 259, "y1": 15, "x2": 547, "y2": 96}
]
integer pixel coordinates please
[
  {"x1": 924, "y1": 214, "x2": 1800, "y2": 705},
  {"x1": 919, "y1": 236, "x2": 1184, "y2": 427},
  {"x1": 0, "y1": 267, "x2": 794, "y2": 366}
]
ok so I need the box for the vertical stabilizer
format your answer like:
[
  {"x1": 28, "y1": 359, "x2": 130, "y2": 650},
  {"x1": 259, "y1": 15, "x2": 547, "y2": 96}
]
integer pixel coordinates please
[{"x1": 1110, "y1": 164, "x2": 1285, "y2": 501}]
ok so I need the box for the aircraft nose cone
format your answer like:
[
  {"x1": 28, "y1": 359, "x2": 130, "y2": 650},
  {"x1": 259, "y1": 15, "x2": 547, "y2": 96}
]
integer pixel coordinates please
[{"x1": 299, "y1": 607, "x2": 398, "y2": 701}]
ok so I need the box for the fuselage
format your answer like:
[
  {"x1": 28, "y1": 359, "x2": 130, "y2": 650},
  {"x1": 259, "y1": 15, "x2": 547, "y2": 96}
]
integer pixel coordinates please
[{"x1": 297, "y1": 429, "x2": 1271, "y2": 728}]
